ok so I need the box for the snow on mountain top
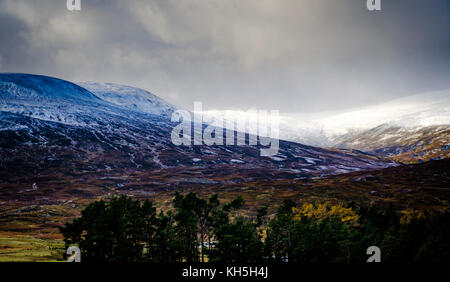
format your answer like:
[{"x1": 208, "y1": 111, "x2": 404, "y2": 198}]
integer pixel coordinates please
[
  {"x1": 203, "y1": 89, "x2": 450, "y2": 146},
  {"x1": 280, "y1": 90, "x2": 450, "y2": 145},
  {"x1": 315, "y1": 89, "x2": 450, "y2": 136},
  {"x1": 0, "y1": 73, "x2": 101, "y2": 103},
  {"x1": 0, "y1": 73, "x2": 114, "y2": 126},
  {"x1": 0, "y1": 74, "x2": 179, "y2": 128},
  {"x1": 79, "y1": 82, "x2": 177, "y2": 116}
]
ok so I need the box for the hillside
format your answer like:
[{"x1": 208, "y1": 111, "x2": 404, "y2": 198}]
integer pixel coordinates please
[
  {"x1": 205, "y1": 90, "x2": 450, "y2": 163},
  {"x1": 0, "y1": 73, "x2": 448, "y2": 262}
]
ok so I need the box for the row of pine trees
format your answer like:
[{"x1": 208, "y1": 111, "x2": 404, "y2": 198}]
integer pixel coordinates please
[{"x1": 60, "y1": 193, "x2": 450, "y2": 263}]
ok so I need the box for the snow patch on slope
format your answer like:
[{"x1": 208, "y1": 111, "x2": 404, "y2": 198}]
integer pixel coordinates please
[
  {"x1": 203, "y1": 89, "x2": 450, "y2": 146},
  {"x1": 79, "y1": 82, "x2": 177, "y2": 117}
]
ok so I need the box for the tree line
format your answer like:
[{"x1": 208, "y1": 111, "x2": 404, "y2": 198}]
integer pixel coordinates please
[{"x1": 60, "y1": 193, "x2": 450, "y2": 263}]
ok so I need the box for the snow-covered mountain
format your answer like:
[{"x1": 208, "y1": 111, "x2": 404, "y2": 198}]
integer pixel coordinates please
[
  {"x1": 0, "y1": 73, "x2": 100, "y2": 103},
  {"x1": 78, "y1": 82, "x2": 177, "y2": 117},
  {"x1": 313, "y1": 90, "x2": 450, "y2": 138},
  {"x1": 0, "y1": 73, "x2": 139, "y2": 127},
  {"x1": 319, "y1": 91, "x2": 450, "y2": 162},
  {"x1": 0, "y1": 73, "x2": 393, "y2": 181},
  {"x1": 204, "y1": 90, "x2": 450, "y2": 162}
]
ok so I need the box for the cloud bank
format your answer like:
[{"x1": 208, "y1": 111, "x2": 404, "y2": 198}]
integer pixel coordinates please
[{"x1": 1, "y1": 0, "x2": 449, "y2": 112}]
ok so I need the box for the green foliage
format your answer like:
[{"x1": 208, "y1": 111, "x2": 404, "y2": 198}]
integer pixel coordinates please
[
  {"x1": 60, "y1": 193, "x2": 249, "y2": 262},
  {"x1": 208, "y1": 218, "x2": 264, "y2": 263},
  {"x1": 60, "y1": 196, "x2": 153, "y2": 262},
  {"x1": 381, "y1": 211, "x2": 450, "y2": 263},
  {"x1": 265, "y1": 202, "x2": 361, "y2": 262},
  {"x1": 265, "y1": 202, "x2": 450, "y2": 263},
  {"x1": 60, "y1": 194, "x2": 450, "y2": 263}
]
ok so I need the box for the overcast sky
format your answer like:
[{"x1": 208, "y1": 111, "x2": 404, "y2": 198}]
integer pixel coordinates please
[{"x1": 1, "y1": 0, "x2": 449, "y2": 112}]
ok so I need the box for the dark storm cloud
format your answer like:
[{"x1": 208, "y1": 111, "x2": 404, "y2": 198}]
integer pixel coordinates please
[{"x1": 0, "y1": 0, "x2": 449, "y2": 112}]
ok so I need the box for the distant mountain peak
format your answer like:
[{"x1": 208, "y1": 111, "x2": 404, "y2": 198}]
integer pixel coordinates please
[
  {"x1": 0, "y1": 73, "x2": 101, "y2": 103},
  {"x1": 78, "y1": 81, "x2": 177, "y2": 117}
]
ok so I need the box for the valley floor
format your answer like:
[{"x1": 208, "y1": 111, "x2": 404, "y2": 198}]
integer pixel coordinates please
[{"x1": 0, "y1": 159, "x2": 449, "y2": 261}]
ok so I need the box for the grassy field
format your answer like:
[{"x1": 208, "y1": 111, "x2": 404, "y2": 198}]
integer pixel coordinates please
[
  {"x1": 0, "y1": 159, "x2": 449, "y2": 261},
  {"x1": 0, "y1": 232, "x2": 65, "y2": 262}
]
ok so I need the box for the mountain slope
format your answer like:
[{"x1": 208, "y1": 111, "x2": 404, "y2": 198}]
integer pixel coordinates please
[
  {"x1": 206, "y1": 90, "x2": 450, "y2": 163},
  {"x1": 326, "y1": 91, "x2": 450, "y2": 163},
  {"x1": 78, "y1": 82, "x2": 177, "y2": 117},
  {"x1": 0, "y1": 73, "x2": 133, "y2": 126},
  {"x1": 0, "y1": 73, "x2": 101, "y2": 103},
  {"x1": 0, "y1": 73, "x2": 394, "y2": 184},
  {"x1": 333, "y1": 124, "x2": 450, "y2": 163}
]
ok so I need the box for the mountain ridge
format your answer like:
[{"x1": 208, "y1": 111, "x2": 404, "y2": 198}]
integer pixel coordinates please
[
  {"x1": 78, "y1": 81, "x2": 177, "y2": 117},
  {"x1": 203, "y1": 90, "x2": 450, "y2": 163},
  {"x1": 0, "y1": 73, "x2": 394, "y2": 181}
]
